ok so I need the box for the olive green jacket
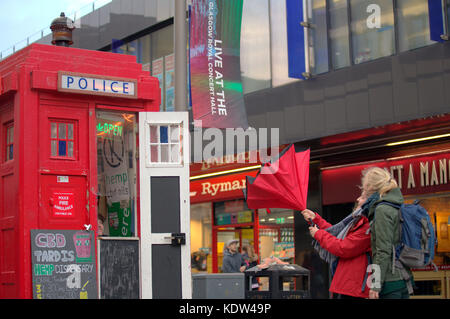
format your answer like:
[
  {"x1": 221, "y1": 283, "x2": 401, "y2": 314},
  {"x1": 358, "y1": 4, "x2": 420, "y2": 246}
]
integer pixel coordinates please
[{"x1": 368, "y1": 188, "x2": 412, "y2": 292}]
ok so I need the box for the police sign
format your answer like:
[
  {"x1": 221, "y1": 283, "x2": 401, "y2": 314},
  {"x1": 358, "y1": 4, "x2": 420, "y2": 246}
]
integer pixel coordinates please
[{"x1": 58, "y1": 72, "x2": 137, "y2": 98}]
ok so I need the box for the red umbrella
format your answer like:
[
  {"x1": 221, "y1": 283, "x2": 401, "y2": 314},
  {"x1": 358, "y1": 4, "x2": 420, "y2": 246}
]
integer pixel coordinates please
[{"x1": 244, "y1": 144, "x2": 310, "y2": 212}]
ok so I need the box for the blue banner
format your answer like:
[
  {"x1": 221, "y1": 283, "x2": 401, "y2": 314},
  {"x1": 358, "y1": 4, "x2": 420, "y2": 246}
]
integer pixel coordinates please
[
  {"x1": 428, "y1": 0, "x2": 446, "y2": 42},
  {"x1": 286, "y1": 0, "x2": 307, "y2": 79}
]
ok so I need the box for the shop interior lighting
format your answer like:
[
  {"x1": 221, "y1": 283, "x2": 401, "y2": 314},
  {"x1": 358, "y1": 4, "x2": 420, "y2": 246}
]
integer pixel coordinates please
[
  {"x1": 190, "y1": 164, "x2": 262, "y2": 181},
  {"x1": 386, "y1": 133, "x2": 450, "y2": 147}
]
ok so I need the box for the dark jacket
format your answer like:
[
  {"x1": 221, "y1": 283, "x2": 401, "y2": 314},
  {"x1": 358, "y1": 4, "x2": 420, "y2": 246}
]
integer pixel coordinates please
[
  {"x1": 368, "y1": 187, "x2": 412, "y2": 292},
  {"x1": 222, "y1": 249, "x2": 245, "y2": 273},
  {"x1": 313, "y1": 213, "x2": 371, "y2": 298}
]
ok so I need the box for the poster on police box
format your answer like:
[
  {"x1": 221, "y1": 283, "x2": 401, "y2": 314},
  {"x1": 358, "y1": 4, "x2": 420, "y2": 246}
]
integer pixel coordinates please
[{"x1": 30, "y1": 229, "x2": 97, "y2": 299}]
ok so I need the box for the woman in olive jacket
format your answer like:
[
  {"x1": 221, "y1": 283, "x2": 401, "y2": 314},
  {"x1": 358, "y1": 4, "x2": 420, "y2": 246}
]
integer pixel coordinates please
[{"x1": 362, "y1": 167, "x2": 413, "y2": 299}]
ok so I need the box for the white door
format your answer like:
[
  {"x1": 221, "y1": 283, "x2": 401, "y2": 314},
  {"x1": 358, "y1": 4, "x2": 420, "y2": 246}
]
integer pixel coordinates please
[{"x1": 139, "y1": 111, "x2": 191, "y2": 299}]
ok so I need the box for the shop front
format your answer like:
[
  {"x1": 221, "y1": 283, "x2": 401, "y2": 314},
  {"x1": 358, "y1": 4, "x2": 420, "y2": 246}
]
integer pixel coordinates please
[
  {"x1": 189, "y1": 154, "x2": 296, "y2": 276},
  {"x1": 322, "y1": 147, "x2": 450, "y2": 299}
]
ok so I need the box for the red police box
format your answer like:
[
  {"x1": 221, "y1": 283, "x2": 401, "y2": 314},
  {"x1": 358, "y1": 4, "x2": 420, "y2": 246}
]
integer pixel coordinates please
[{"x1": 0, "y1": 43, "x2": 160, "y2": 298}]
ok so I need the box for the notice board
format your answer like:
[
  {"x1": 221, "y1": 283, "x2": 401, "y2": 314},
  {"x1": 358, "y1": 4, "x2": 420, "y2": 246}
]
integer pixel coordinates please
[
  {"x1": 30, "y1": 229, "x2": 97, "y2": 299},
  {"x1": 99, "y1": 237, "x2": 140, "y2": 299}
]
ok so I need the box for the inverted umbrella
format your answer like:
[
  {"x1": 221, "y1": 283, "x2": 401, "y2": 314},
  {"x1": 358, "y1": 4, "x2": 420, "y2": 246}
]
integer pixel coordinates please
[{"x1": 243, "y1": 144, "x2": 310, "y2": 212}]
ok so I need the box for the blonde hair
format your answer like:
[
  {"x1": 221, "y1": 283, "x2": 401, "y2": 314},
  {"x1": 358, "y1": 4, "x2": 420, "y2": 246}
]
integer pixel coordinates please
[
  {"x1": 242, "y1": 245, "x2": 258, "y2": 262},
  {"x1": 361, "y1": 167, "x2": 398, "y2": 196}
]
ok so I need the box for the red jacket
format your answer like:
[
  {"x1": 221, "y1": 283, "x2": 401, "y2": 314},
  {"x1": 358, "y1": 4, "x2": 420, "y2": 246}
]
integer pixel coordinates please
[{"x1": 313, "y1": 213, "x2": 371, "y2": 298}]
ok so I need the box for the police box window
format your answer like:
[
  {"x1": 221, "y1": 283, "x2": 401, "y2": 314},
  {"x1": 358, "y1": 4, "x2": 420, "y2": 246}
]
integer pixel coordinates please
[
  {"x1": 50, "y1": 121, "x2": 75, "y2": 158},
  {"x1": 5, "y1": 123, "x2": 13, "y2": 161}
]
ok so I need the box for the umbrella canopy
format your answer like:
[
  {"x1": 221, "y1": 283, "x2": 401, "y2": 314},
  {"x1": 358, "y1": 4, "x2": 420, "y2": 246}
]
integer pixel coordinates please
[{"x1": 244, "y1": 144, "x2": 310, "y2": 211}]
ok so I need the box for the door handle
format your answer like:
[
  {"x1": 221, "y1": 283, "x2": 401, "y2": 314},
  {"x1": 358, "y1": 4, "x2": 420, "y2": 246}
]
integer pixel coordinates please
[{"x1": 164, "y1": 233, "x2": 186, "y2": 246}]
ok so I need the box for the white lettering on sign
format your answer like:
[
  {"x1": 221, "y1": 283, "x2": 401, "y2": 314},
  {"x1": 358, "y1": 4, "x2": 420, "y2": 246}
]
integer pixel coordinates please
[
  {"x1": 369, "y1": 157, "x2": 450, "y2": 192},
  {"x1": 58, "y1": 73, "x2": 137, "y2": 98},
  {"x1": 201, "y1": 179, "x2": 246, "y2": 197},
  {"x1": 57, "y1": 176, "x2": 69, "y2": 183}
]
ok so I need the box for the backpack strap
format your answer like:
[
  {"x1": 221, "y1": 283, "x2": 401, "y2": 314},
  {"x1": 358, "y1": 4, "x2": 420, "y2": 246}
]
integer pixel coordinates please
[
  {"x1": 375, "y1": 201, "x2": 405, "y2": 277},
  {"x1": 361, "y1": 252, "x2": 372, "y2": 292}
]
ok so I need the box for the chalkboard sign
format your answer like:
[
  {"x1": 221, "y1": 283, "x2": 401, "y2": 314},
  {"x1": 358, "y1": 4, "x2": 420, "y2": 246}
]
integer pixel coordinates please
[
  {"x1": 99, "y1": 237, "x2": 140, "y2": 299},
  {"x1": 30, "y1": 229, "x2": 97, "y2": 299}
]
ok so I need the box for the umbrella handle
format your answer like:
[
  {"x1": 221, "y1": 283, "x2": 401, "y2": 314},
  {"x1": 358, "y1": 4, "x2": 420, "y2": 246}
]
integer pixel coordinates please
[{"x1": 308, "y1": 218, "x2": 318, "y2": 228}]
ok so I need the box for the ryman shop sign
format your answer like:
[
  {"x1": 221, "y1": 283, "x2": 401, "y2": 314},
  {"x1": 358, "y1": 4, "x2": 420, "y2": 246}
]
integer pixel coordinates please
[{"x1": 58, "y1": 72, "x2": 137, "y2": 98}]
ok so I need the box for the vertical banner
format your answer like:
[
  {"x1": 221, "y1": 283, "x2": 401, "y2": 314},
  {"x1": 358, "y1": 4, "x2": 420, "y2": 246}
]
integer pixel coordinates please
[
  {"x1": 190, "y1": 0, "x2": 248, "y2": 129},
  {"x1": 428, "y1": 0, "x2": 447, "y2": 42},
  {"x1": 286, "y1": 0, "x2": 308, "y2": 79}
]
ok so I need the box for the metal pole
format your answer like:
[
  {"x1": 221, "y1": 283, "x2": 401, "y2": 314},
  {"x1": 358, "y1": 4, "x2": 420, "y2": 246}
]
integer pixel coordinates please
[{"x1": 174, "y1": 0, "x2": 188, "y2": 111}]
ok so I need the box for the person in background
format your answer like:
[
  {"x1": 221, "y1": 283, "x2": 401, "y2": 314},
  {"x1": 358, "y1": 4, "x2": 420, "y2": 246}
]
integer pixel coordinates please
[
  {"x1": 302, "y1": 191, "x2": 376, "y2": 299},
  {"x1": 361, "y1": 167, "x2": 412, "y2": 299},
  {"x1": 97, "y1": 214, "x2": 105, "y2": 236},
  {"x1": 242, "y1": 244, "x2": 259, "y2": 290},
  {"x1": 222, "y1": 239, "x2": 246, "y2": 273}
]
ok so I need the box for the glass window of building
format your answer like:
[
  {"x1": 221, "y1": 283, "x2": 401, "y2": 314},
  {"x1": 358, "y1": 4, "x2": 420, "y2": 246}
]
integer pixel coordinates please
[
  {"x1": 258, "y1": 208, "x2": 294, "y2": 262},
  {"x1": 396, "y1": 0, "x2": 435, "y2": 52},
  {"x1": 151, "y1": 24, "x2": 174, "y2": 61},
  {"x1": 112, "y1": 39, "x2": 139, "y2": 59},
  {"x1": 139, "y1": 34, "x2": 151, "y2": 66},
  {"x1": 214, "y1": 199, "x2": 256, "y2": 272},
  {"x1": 240, "y1": 0, "x2": 271, "y2": 93},
  {"x1": 270, "y1": 0, "x2": 299, "y2": 87},
  {"x1": 151, "y1": 25, "x2": 175, "y2": 112},
  {"x1": 306, "y1": 0, "x2": 329, "y2": 75},
  {"x1": 329, "y1": 0, "x2": 351, "y2": 69},
  {"x1": 350, "y1": 0, "x2": 395, "y2": 64},
  {"x1": 191, "y1": 203, "x2": 212, "y2": 273}
]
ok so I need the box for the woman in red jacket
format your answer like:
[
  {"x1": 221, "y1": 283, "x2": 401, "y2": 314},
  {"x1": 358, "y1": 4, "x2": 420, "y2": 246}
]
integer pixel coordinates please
[{"x1": 302, "y1": 192, "x2": 376, "y2": 299}]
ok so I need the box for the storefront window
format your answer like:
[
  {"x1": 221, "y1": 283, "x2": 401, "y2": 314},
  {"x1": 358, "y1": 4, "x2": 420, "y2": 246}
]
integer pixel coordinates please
[
  {"x1": 214, "y1": 199, "x2": 255, "y2": 272},
  {"x1": 240, "y1": 0, "x2": 271, "y2": 93},
  {"x1": 404, "y1": 194, "x2": 450, "y2": 299},
  {"x1": 258, "y1": 208, "x2": 294, "y2": 261},
  {"x1": 191, "y1": 203, "x2": 212, "y2": 273},
  {"x1": 350, "y1": 0, "x2": 395, "y2": 64},
  {"x1": 96, "y1": 111, "x2": 137, "y2": 237},
  {"x1": 404, "y1": 195, "x2": 450, "y2": 268},
  {"x1": 397, "y1": 0, "x2": 434, "y2": 52},
  {"x1": 329, "y1": 0, "x2": 351, "y2": 69}
]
